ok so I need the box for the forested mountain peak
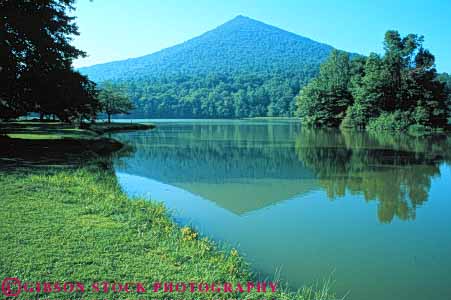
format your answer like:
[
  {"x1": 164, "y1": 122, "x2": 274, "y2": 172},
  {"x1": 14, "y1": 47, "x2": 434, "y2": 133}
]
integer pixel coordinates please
[
  {"x1": 79, "y1": 16, "x2": 334, "y2": 82},
  {"x1": 208, "y1": 14, "x2": 319, "y2": 44},
  {"x1": 77, "y1": 16, "x2": 341, "y2": 118}
]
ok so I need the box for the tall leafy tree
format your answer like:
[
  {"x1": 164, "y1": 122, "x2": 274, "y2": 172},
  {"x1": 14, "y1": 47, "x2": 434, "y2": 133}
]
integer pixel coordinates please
[
  {"x1": 296, "y1": 50, "x2": 353, "y2": 126},
  {"x1": 345, "y1": 53, "x2": 391, "y2": 126},
  {"x1": 0, "y1": 0, "x2": 97, "y2": 120},
  {"x1": 98, "y1": 83, "x2": 134, "y2": 123}
]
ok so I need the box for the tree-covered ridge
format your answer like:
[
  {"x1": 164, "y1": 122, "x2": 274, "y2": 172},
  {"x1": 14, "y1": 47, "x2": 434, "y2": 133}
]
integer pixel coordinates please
[
  {"x1": 79, "y1": 16, "x2": 333, "y2": 81},
  {"x1": 78, "y1": 16, "x2": 340, "y2": 118},
  {"x1": 297, "y1": 31, "x2": 450, "y2": 131},
  {"x1": 111, "y1": 72, "x2": 312, "y2": 118}
]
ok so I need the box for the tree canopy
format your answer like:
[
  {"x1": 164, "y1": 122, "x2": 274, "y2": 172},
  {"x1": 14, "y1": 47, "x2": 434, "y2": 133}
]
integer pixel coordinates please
[
  {"x1": 98, "y1": 82, "x2": 134, "y2": 123},
  {"x1": 0, "y1": 0, "x2": 98, "y2": 121},
  {"x1": 295, "y1": 50, "x2": 356, "y2": 126},
  {"x1": 296, "y1": 31, "x2": 450, "y2": 131},
  {"x1": 104, "y1": 72, "x2": 309, "y2": 118}
]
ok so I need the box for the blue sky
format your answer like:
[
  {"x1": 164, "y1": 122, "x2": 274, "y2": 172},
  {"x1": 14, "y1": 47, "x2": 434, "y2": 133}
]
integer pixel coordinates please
[{"x1": 73, "y1": 0, "x2": 451, "y2": 73}]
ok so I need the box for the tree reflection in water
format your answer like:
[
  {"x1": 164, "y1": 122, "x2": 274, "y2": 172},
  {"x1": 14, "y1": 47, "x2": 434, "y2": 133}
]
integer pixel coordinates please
[
  {"x1": 113, "y1": 121, "x2": 450, "y2": 223},
  {"x1": 295, "y1": 128, "x2": 451, "y2": 223}
]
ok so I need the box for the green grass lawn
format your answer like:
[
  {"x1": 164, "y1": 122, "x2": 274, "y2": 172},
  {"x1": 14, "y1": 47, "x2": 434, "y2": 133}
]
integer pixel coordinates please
[{"x1": 0, "y1": 122, "x2": 338, "y2": 300}]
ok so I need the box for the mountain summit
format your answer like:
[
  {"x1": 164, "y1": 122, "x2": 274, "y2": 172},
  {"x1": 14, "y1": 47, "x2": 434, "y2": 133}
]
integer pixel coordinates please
[{"x1": 79, "y1": 15, "x2": 334, "y2": 81}]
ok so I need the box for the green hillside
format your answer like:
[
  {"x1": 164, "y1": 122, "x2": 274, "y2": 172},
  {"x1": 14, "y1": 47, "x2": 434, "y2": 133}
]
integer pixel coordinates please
[{"x1": 79, "y1": 16, "x2": 337, "y2": 118}]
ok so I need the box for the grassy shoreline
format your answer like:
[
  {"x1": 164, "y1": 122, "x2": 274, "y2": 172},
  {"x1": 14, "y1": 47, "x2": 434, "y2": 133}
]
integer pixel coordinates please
[
  {"x1": 0, "y1": 122, "x2": 338, "y2": 300},
  {"x1": 0, "y1": 121, "x2": 154, "y2": 167},
  {"x1": 1, "y1": 121, "x2": 155, "y2": 139}
]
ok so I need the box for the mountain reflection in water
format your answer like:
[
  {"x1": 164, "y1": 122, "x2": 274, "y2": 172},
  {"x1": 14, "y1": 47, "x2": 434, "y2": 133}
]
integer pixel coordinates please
[
  {"x1": 113, "y1": 121, "x2": 450, "y2": 222},
  {"x1": 111, "y1": 120, "x2": 451, "y2": 300}
]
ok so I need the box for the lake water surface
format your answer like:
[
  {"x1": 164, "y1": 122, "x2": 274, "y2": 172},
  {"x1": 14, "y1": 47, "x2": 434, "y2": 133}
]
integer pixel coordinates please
[{"x1": 111, "y1": 119, "x2": 451, "y2": 300}]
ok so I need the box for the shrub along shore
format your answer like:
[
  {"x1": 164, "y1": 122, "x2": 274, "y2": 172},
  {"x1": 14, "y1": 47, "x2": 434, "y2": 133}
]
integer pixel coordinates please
[{"x1": 0, "y1": 123, "x2": 338, "y2": 300}]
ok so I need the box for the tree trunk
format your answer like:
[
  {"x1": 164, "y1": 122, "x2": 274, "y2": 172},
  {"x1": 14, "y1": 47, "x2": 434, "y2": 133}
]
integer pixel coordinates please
[
  {"x1": 108, "y1": 113, "x2": 111, "y2": 123},
  {"x1": 39, "y1": 112, "x2": 44, "y2": 122}
]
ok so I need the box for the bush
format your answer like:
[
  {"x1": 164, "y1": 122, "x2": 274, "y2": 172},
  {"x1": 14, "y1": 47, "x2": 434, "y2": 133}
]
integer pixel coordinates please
[{"x1": 367, "y1": 111, "x2": 412, "y2": 131}]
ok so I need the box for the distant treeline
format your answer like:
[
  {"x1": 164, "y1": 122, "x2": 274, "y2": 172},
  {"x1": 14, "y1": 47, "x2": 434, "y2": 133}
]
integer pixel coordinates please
[
  {"x1": 101, "y1": 69, "x2": 317, "y2": 119},
  {"x1": 107, "y1": 65, "x2": 450, "y2": 122}
]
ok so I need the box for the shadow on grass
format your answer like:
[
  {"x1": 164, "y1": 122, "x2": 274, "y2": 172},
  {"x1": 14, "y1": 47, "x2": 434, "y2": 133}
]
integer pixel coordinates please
[
  {"x1": 0, "y1": 135, "x2": 124, "y2": 169},
  {"x1": 0, "y1": 121, "x2": 155, "y2": 137}
]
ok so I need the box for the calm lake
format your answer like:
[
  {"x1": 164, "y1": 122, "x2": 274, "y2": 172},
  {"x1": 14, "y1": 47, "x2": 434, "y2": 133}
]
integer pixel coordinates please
[{"x1": 111, "y1": 119, "x2": 451, "y2": 300}]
